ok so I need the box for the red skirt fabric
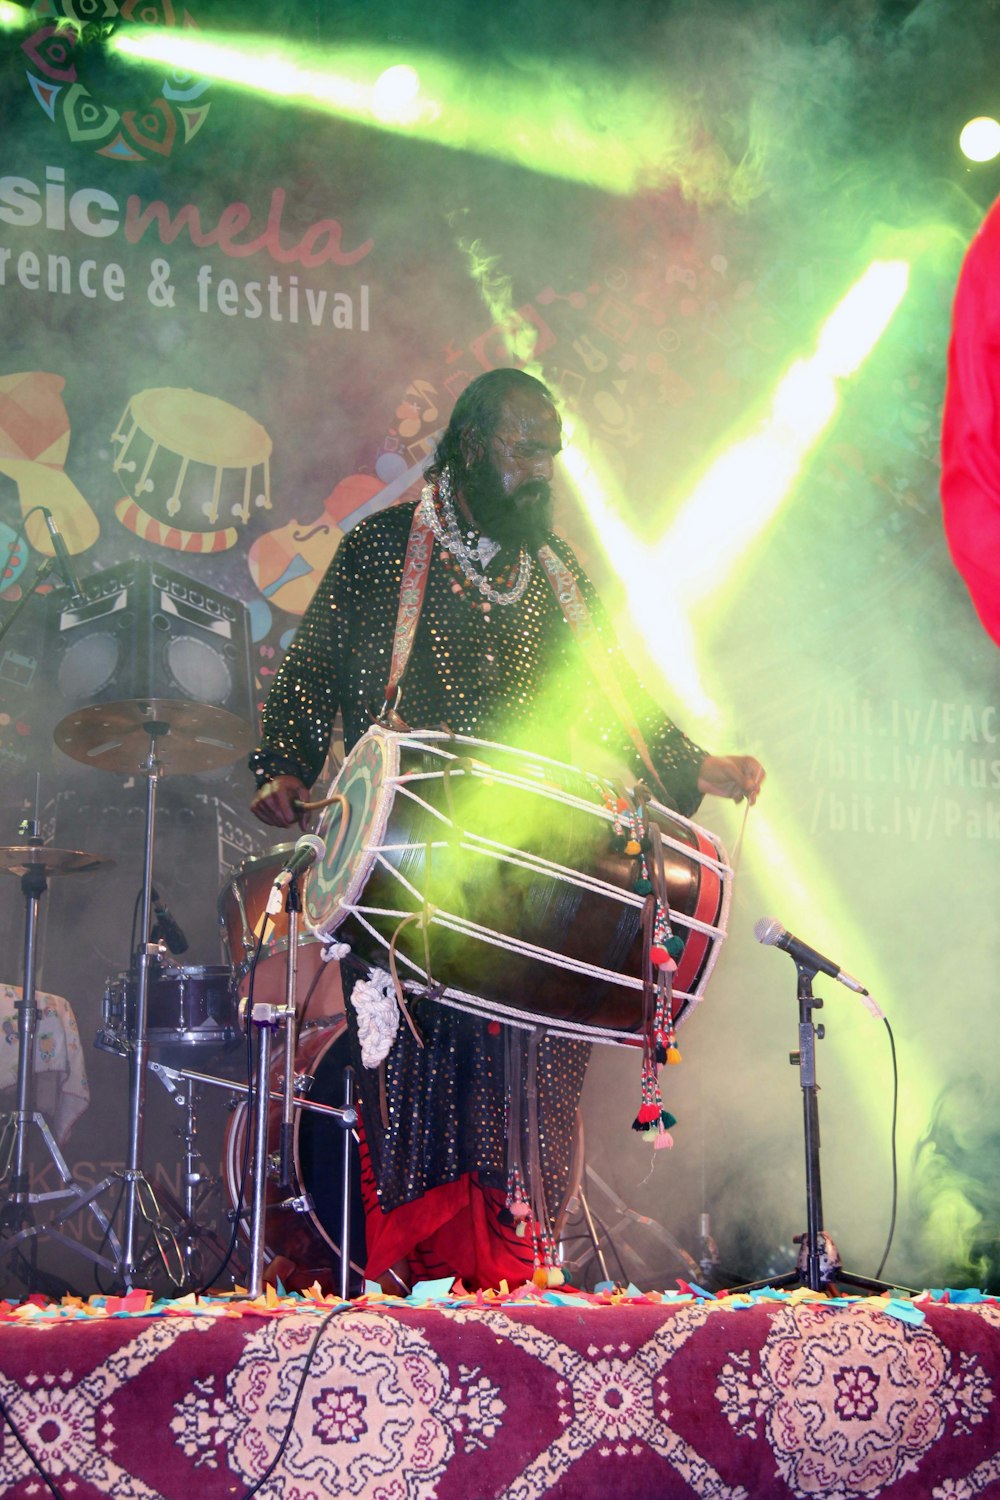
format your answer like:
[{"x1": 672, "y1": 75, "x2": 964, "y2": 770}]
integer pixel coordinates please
[{"x1": 356, "y1": 1112, "x2": 536, "y2": 1291}]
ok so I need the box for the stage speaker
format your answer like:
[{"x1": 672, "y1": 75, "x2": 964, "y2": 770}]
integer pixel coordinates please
[{"x1": 45, "y1": 560, "x2": 254, "y2": 727}]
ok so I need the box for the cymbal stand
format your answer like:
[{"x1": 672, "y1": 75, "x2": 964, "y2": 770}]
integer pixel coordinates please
[
  {"x1": 0, "y1": 823, "x2": 122, "y2": 1289},
  {"x1": 117, "y1": 721, "x2": 170, "y2": 1286}
]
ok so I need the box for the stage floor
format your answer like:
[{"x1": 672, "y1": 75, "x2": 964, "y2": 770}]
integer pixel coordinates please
[{"x1": 1, "y1": 1285, "x2": 999, "y2": 1500}]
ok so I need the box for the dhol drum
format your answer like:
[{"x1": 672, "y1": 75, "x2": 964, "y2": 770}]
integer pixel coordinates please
[
  {"x1": 217, "y1": 846, "x2": 344, "y2": 1017},
  {"x1": 97, "y1": 962, "x2": 239, "y2": 1056},
  {"x1": 303, "y1": 728, "x2": 732, "y2": 1044},
  {"x1": 223, "y1": 1019, "x2": 365, "y2": 1293}
]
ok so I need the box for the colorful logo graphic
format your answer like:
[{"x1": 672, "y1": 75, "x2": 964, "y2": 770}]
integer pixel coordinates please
[{"x1": 21, "y1": 1, "x2": 212, "y2": 162}]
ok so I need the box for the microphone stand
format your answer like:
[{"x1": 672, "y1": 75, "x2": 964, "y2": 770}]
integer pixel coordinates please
[
  {"x1": 278, "y1": 876, "x2": 302, "y2": 1191},
  {"x1": 733, "y1": 962, "x2": 912, "y2": 1296},
  {"x1": 0, "y1": 558, "x2": 58, "y2": 650},
  {"x1": 244, "y1": 870, "x2": 357, "y2": 1300}
]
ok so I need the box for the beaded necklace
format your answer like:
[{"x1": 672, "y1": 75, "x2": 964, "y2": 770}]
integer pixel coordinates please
[{"x1": 418, "y1": 472, "x2": 533, "y2": 607}]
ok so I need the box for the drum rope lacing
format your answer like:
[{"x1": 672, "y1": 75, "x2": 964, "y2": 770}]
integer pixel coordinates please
[
  {"x1": 305, "y1": 727, "x2": 734, "y2": 1161},
  {"x1": 376, "y1": 827, "x2": 728, "y2": 937},
  {"x1": 385, "y1": 732, "x2": 733, "y2": 874}
]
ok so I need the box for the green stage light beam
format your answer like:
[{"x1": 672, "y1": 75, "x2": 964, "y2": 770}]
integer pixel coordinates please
[
  {"x1": 552, "y1": 262, "x2": 910, "y2": 746},
  {"x1": 0, "y1": 1, "x2": 31, "y2": 30},
  {"x1": 444, "y1": 228, "x2": 713, "y2": 713},
  {"x1": 656, "y1": 260, "x2": 911, "y2": 614},
  {"x1": 557, "y1": 424, "x2": 718, "y2": 723},
  {"x1": 112, "y1": 30, "x2": 375, "y2": 115},
  {"x1": 111, "y1": 28, "x2": 749, "y2": 201}
]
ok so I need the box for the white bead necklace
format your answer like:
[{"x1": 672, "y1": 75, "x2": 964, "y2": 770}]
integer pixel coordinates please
[{"x1": 419, "y1": 474, "x2": 533, "y2": 607}]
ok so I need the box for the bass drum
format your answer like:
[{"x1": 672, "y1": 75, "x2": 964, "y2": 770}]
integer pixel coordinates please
[{"x1": 223, "y1": 1019, "x2": 366, "y2": 1294}]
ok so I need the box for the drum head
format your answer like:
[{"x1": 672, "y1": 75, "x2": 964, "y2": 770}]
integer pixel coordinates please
[{"x1": 305, "y1": 729, "x2": 393, "y2": 935}]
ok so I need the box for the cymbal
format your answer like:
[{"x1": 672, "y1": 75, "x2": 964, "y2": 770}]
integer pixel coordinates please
[
  {"x1": 54, "y1": 699, "x2": 255, "y2": 775},
  {"x1": 0, "y1": 846, "x2": 112, "y2": 877}
]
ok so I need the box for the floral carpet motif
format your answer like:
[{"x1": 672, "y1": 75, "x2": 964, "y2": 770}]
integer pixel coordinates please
[{"x1": 1, "y1": 1293, "x2": 999, "y2": 1498}]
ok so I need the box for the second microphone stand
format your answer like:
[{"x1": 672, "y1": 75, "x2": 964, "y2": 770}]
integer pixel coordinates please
[
  {"x1": 735, "y1": 962, "x2": 911, "y2": 1296},
  {"x1": 243, "y1": 869, "x2": 357, "y2": 1300}
]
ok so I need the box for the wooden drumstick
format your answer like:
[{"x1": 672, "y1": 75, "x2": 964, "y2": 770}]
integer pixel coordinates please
[{"x1": 292, "y1": 792, "x2": 351, "y2": 868}]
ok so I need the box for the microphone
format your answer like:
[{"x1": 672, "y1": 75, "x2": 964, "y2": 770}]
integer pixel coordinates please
[
  {"x1": 754, "y1": 916, "x2": 868, "y2": 995},
  {"x1": 43, "y1": 511, "x2": 86, "y2": 604},
  {"x1": 272, "y1": 832, "x2": 326, "y2": 888},
  {"x1": 150, "y1": 886, "x2": 189, "y2": 955}
]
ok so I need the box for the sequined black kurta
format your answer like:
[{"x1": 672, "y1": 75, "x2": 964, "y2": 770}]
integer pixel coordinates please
[{"x1": 251, "y1": 498, "x2": 707, "y2": 1231}]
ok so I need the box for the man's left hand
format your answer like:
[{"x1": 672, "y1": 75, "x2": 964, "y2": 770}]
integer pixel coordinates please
[{"x1": 697, "y1": 754, "x2": 766, "y2": 805}]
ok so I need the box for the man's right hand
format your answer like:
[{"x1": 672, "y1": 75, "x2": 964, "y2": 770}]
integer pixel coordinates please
[{"x1": 251, "y1": 774, "x2": 311, "y2": 830}]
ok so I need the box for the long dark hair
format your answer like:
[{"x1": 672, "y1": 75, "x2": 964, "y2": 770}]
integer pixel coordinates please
[{"x1": 425, "y1": 368, "x2": 556, "y2": 489}]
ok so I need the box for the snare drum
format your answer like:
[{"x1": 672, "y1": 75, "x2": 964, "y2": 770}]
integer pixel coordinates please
[
  {"x1": 218, "y1": 847, "x2": 344, "y2": 1017},
  {"x1": 99, "y1": 962, "x2": 239, "y2": 1054},
  {"x1": 303, "y1": 728, "x2": 731, "y2": 1044}
]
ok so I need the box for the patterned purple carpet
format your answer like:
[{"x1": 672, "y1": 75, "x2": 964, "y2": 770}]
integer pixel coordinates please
[{"x1": 1, "y1": 1291, "x2": 999, "y2": 1498}]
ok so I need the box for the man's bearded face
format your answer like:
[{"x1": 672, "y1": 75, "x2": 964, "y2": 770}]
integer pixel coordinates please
[{"x1": 461, "y1": 390, "x2": 561, "y2": 549}]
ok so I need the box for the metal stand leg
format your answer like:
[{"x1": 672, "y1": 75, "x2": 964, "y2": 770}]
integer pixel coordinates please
[
  {"x1": 1, "y1": 852, "x2": 47, "y2": 1247},
  {"x1": 246, "y1": 1003, "x2": 276, "y2": 1299},
  {"x1": 120, "y1": 745, "x2": 161, "y2": 1284},
  {"x1": 145, "y1": 1064, "x2": 238, "y2": 1289},
  {"x1": 339, "y1": 1065, "x2": 354, "y2": 1302},
  {"x1": 0, "y1": 824, "x2": 123, "y2": 1292}
]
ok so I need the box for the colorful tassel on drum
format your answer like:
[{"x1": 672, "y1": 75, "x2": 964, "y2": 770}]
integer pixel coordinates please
[
  {"x1": 502, "y1": 1164, "x2": 532, "y2": 1235},
  {"x1": 635, "y1": 964, "x2": 681, "y2": 1148},
  {"x1": 593, "y1": 776, "x2": 685, "y2": 1149},
  {"x1": 530, "y1": 1222, "x2": 564, "y2": 1287}
]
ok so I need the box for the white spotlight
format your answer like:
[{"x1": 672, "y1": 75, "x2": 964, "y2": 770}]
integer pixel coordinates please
[
  {"x1": 959, "y1": 116, "x2": 1000, "y2": 164},
  {"x1": 372, "y1": 64, "x2": 421, "y2": 125}
]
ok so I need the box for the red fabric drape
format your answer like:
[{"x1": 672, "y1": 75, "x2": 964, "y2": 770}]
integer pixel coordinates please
[{"x1": 941, "y1": 195, "x2": 1000, "y2": 647}]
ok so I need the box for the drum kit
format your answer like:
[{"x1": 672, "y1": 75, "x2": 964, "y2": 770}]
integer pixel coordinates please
[
  {"x1": 0, "y1": 694, "x2": 361, "y2": 1300},
  {"x1": 0, "y1": 688, "x2": 734, "y2": 1299}
]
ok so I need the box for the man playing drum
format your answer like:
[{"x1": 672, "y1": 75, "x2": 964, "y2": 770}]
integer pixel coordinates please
[{"x1": 250, "y1": 368, "x2": 764, "y2": 1294}]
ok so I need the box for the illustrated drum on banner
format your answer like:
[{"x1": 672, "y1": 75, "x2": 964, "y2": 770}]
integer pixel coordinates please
[
  {"x1": 303, "y1": 728, "x2": 731, "y2": 1043},
  {"x1": 111, "y1": 387, "x2": 273, "y2": 552}
]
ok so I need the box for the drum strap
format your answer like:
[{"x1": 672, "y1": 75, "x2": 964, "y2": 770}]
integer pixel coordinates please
[
  {"x1": 386, "y1": 510, "x2": 673, "y2": 798},
  {"x1": 382, "y1": 511, "x2": 436, "y2": 717}
]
